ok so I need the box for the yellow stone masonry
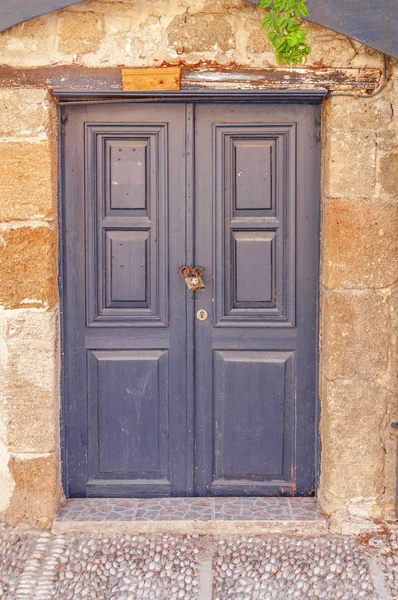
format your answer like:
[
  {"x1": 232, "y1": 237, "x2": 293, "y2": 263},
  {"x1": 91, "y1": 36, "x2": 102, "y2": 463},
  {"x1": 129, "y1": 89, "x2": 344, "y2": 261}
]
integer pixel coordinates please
[
  {"x1": 0, "y1": 0, "x2": 396, "y2": 530},
  {"x1": 0, "y1": 142, "x2": 55, "y2": 222}
]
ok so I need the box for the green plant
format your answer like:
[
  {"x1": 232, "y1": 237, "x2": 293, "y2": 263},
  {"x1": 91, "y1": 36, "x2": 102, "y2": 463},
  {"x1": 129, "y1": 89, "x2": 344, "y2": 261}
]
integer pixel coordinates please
[{"x1": 259, "y1": 0, "x2": 311, "y2": 66}]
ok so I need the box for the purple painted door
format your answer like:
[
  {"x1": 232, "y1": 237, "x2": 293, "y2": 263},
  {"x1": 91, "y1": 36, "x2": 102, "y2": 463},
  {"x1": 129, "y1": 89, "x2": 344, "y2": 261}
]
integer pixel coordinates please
[{"x1": 62, "y1": 100, "x2": 320, "y2": 498}]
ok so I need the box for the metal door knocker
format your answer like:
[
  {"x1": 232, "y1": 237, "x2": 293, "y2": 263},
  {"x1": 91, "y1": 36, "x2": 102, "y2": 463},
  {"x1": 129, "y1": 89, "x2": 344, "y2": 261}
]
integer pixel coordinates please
[{"x1": 180, "y1": 265, "x2": 206, "y2": 291}]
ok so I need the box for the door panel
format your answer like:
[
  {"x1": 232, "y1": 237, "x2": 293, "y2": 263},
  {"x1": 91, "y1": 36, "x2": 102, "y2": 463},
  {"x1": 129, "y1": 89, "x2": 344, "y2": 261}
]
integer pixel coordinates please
[
  {"x1": 234, "y1": 140, "x2": 272, "y2": 211},
  {"x1": 213, "y1": 121, "x2": 296, "y2": 327},
  {"x1": 194, "y1": 103, "x2": 320, "y2": 496},
  {"x1": 87, "y1": 350, "x2": 170, "y2": 496},
  {"x1": 62, "y1": 100, "x2": 320, "y2": 499},
  {"x1": 63, "y1": 103, "x2": 191, "y2": 497},
  {"x1": 85, "y1": 123, "x2": 168, "y2": 327},
  {"x1": 233, "y1": 230, "x2": 275, "y2": 306},
  {"x1": 213, "y1": 350, "x2": 295, "y2": 488}
]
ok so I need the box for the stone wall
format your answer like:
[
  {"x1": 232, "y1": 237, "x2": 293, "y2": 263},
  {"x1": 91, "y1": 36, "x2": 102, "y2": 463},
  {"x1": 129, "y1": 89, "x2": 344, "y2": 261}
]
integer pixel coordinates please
[
  {"x1": 0, "y1": 88, "x2": 61, "y2": 527},
  {"x1": 0, "y1": 0, "x2": 385, "y2": 69},
  {"x1": 0, "y1": 0, "x2": 396, "y2": 530},
  {"x1": 320, "y1": 71, "x2": 398, "y2": 528}
]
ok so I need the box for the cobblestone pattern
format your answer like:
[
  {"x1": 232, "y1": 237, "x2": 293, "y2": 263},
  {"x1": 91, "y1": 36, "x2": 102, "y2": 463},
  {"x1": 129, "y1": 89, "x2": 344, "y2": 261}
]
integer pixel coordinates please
[
  {"x1": 214, "y1": 536, "x2": 376, "y2": 599},
  {"x1": 0, "y1": 524, "x2": 39, "y2": 599},
  {"x1": 54, "y1": 498, "x2": 324, "y2": 523},
  {"x1": 54, "y1": 533, "x2": 200, "y2": 600},
  {"x1": 1, "y1": 523, "x2": 398, "y2": 599}
]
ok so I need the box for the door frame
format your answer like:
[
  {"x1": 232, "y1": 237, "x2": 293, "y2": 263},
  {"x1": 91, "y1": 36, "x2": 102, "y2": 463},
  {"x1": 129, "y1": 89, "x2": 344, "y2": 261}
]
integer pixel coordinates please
[{"x1": 58, "y1": 89, "x2": 325, "y2": 497}]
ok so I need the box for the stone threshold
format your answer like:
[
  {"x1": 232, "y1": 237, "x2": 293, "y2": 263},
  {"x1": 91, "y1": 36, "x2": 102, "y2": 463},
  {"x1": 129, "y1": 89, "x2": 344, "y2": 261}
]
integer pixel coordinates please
[{"x1": 52, "y1": 497, "x2": 328, "y2": 535}]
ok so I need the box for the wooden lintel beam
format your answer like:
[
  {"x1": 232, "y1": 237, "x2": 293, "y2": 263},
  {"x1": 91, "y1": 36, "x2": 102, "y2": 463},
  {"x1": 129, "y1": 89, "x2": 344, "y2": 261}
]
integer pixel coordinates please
[
  {"x1": 182, "y1": 68, "x2": 382, "y2": 91},
  {"x1": 0, "y1": 66, "x2": 122, "y2": 90},
  {"x1": 0, "y1": 66, "x2": 381, "y2": 93}
]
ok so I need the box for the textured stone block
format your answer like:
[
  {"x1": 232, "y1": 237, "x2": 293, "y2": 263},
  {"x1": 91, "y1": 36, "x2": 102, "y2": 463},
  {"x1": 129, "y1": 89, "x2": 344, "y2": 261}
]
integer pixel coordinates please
[
  {"x1": 326, "y1": 131, "x2": 376, "y2": 199},
  {"x1": 376, "y1": 130, "x2": 398, "y2": 152},
  {"x1": 321, "y1": 380, "x2": 385, "y2": 501},
  {"x1": 0, "y1": 16, "x2": 55, "y2": 62},
  {"x1": 326, "y1": 96, "x2": 393, "y2": 131},
  {"x1": 322, "y1": 291, "x2": 389, "y2": 380},
  {"x1": 0, "y1": 440, "x2": 14, "y2": 514},
  {"x1": 57, "y1": 11, "x2": 104, "y2": 55},
  {"x1": 0, "y1": 142, "x2": 55, "y2": 221},
  {"x1": 2, "y1": 309, "x2": 59, "y2": 453},
  {"x1": 167, "y1": 14, "x2": 235, "y2": 54},
  {"x1": 379, "y1": 153, "x2": 398, "y2": 200},
  {"x1": 0, "y1": 89, "x2": 51, "y2": 138},
  {"x1": 68, "y1": 0, "x2": 136, "y2": 13},
  {"x1": 322, "y1": 199, "x2": 398, "y2": 289},
  {"x1": 305, "y1": 23, "x2": 357, "y2": 67},
  {"x1": 219, "y1": 0, "x2": 248, "y2": 8},
  {"x1": 247, "y1": 27, "x2": 274, "y2": 54},
  {"x1": 390, "y1": 286, "x2": 398, "y2": 395},
  {"x1": 0, "y1": 226, "x2": 58, "y2": 309},
  {"x1": 5, "y1": 454, "x2": 61, "y2": 527}
]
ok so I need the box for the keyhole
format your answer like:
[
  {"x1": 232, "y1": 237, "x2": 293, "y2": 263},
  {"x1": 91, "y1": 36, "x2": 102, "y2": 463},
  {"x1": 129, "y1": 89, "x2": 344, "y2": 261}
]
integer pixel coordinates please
[{"x1": 196, "y1": 309, "x2": 208, "y2": 321}]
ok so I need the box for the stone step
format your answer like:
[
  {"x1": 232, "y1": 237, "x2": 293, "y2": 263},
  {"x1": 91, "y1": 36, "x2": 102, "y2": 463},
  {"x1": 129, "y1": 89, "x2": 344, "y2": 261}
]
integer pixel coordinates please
[{"x1": 52, "y1": 497, "x2": 329, "y2": 535}]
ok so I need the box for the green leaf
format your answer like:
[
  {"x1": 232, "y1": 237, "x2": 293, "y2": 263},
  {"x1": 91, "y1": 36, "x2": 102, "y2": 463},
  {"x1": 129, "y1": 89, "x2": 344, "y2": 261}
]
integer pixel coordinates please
[
  {"x1": 262, "y1": 14, "x2": 273, "y2": 29},
  {"x1": 259, "y1": 0, "x2": 311, "y2": 66},
  {"x1": 279, "y1": 17, "x2": 288, "y2": 29},
  {"x1": 259, "y1": 0, "x2": 273, "y2": 8}
]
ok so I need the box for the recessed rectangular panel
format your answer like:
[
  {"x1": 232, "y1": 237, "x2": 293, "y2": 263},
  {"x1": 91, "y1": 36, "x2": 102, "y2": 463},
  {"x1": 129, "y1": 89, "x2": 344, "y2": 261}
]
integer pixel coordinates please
[
  {"x1": 105, "y1": 230, "x2": 148, "y2": 307},
  {"x1": 85, "y1": 123, "x2": 168, "y2": 326},
  {"x1": 213, "y1": 350, "x2": 295, "y2": 483},
  {"x1": 214, "y1": 123, "x2": 296, "y2": 327},
  {"x1": 234, "y1": 140, "x2": 273, "y2": 212},
  {"x1": 88, "y1": 350, "x2": 169, "y2": 479},
  {"x1": 109, "y1": 141, "x2": 148, "y2": 210},
  {"x1": 233, "y1": 230, "x2": 275, "y2": 306}
]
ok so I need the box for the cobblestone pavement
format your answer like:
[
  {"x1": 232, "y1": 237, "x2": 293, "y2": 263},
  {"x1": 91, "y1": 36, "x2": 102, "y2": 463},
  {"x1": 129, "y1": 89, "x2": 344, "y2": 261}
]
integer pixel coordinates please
[{"x1": 0, "y1": 523, "x2": 397, "y2": 599}]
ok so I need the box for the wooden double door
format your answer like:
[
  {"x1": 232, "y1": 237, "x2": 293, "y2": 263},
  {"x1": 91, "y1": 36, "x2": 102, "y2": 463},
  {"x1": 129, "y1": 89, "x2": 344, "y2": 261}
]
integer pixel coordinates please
[{"x1": 62, "y1": 100, "x2": 320, "y2": 498}]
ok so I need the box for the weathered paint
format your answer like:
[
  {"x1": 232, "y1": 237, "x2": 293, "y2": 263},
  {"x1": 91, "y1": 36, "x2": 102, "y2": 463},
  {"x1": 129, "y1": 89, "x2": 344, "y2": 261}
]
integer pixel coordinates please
[
  {"x1": 61, "y1": 98, "x2": 320, "y2": 498},
  {"x1": 0, "y1": 66, "x2": 381, "y2": 93}
]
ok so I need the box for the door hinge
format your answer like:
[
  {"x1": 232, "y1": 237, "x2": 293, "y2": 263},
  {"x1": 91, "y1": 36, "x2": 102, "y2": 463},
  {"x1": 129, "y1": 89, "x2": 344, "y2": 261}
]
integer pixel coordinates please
[{"x1": 61, "y1": 111, "x2": 68, "y2": 124}]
